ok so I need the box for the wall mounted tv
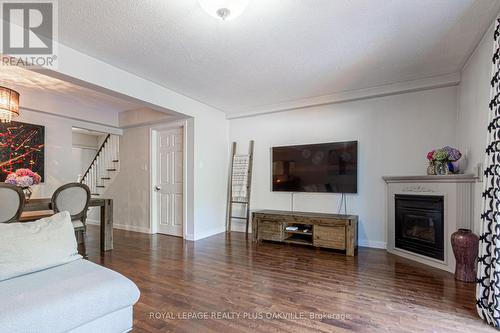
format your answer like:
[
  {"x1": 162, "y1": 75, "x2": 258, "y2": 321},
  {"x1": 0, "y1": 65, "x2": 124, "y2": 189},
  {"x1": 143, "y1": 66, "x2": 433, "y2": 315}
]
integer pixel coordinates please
[{"x1": 272, "y1": 141, "x2": 358, "y2": 193}]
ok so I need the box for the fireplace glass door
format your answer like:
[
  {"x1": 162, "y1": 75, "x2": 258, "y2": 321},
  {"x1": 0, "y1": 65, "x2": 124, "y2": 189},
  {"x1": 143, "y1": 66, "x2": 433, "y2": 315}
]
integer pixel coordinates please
[{"x1": 395, "y1": 195, "x2": 444, "y2": 260}]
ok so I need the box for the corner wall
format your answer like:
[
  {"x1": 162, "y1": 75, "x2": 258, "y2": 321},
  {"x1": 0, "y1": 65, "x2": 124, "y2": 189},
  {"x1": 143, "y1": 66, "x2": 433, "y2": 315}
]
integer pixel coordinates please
[
  {"x1": 229, "y1": 87, "x2": 459, "y2": 248},
  {"x1": 457, "y1": 19, "x2": 496, "y2": 234}
]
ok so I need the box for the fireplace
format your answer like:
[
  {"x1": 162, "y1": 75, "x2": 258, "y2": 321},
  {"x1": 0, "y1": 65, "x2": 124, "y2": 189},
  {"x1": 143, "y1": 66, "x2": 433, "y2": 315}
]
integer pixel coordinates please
[
  {"x1": 384, "y1": 175, "x2": 476, "y2": 272},
  {"x1": 395, "y1": 194, "x2": 444, "y2": 261}
]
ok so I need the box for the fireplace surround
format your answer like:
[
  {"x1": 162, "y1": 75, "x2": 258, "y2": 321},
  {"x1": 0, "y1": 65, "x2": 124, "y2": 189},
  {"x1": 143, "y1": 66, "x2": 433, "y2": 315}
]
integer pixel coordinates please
[{"x1": 383, "y1": 175, "x2": 476, "y2": 273}]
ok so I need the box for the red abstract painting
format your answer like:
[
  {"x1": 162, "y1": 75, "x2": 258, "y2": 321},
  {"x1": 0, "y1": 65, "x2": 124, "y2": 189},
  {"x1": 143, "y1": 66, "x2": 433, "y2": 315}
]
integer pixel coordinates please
[{"x1": 0, "y1": 121, "x2": 45, "y2": 182}]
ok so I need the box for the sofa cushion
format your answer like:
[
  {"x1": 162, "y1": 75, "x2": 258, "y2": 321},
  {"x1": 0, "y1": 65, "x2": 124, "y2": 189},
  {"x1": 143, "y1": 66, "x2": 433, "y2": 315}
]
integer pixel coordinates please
[
  {"x1": 0, "y1": 259, "x2": 141, "y2": 333},
  {"x1": 0, "y1": 211, "x2": 81, "y2": 282}
]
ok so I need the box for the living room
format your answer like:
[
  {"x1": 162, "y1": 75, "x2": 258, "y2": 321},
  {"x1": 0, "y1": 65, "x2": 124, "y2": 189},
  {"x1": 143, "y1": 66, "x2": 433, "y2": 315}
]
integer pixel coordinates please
[{"x1": 1, "y1": 1, "x2": 499, "y2": 332}]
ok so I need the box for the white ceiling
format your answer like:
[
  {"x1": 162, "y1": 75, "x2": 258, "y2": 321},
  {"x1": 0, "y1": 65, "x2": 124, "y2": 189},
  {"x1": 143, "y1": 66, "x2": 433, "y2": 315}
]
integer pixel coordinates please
[
  {"x1": 0, "y1": 66, "x2": 142, "y2": 115},
  {"x1": 57, "y1": 0, "x2": 500, "y2": 116}
]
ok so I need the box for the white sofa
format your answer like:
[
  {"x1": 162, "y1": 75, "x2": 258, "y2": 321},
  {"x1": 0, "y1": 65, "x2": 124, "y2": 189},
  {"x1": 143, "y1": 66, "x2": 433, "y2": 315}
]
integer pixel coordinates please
[
  {"x1": 0, "y1": 259, "x2": 140, "y2": 333},
  {"x1": 0, "y1": 212, "x2": 140, "y2": 333}
]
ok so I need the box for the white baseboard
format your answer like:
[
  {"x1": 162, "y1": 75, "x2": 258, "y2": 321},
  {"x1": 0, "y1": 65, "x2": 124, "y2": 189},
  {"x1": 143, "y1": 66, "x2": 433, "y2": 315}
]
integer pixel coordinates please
[
  {"x1": 87, "y1": 219, "x2": 151, "y2": 234},
  {"x1": 194, "y1": 227, "x2": 227, "y2": 241},
  {"x1": 113, "y1": 223, "x2": 151, "y2": 234},
  {"x1": 359, "y1": 240, "x2": 386, "y2": 249}
]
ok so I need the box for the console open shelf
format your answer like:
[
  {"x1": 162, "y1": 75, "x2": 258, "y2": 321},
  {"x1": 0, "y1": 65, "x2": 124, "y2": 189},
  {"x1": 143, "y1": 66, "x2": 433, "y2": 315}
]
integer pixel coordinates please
[
  {"x1": 284, "y1": 224, "x2": 313, "y2": 236},
  {"x1": 285, "y1": 230, "x2": 313, "y2": 236},
  {"x1": 284, "y1": 233, "x2": 313, "y2": 245}
]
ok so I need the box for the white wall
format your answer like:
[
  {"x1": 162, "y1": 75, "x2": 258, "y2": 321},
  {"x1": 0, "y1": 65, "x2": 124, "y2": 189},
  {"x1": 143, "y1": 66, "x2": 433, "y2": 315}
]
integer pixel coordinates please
[
  {"x1": 192, "y1": 109, "x2": 229, "y2": 240},
  {"x1": 70, "y1": 147, "x2": 96, "y2": 180},
  {"x1": 457, "y1": 20, "x2": 495, "y2": 234},
  {"x1": 72, "y1": 132, "x2": 99, "y2": 148},
  {"x1": 103, "y1": 125, "x2": 152, "y2": 234},
  {"x1": 229, "y1": 87, "x2": 459, "y2": 248},
  {"x1": 119, "y1": 108, "x2": 177, "y2": 128}
]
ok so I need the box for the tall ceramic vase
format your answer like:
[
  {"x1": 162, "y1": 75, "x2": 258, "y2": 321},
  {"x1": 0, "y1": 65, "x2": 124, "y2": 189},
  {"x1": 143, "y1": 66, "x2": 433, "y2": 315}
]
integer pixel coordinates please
[{"x1": 451, "y1": 229, "x2": 479, "y2": 282}]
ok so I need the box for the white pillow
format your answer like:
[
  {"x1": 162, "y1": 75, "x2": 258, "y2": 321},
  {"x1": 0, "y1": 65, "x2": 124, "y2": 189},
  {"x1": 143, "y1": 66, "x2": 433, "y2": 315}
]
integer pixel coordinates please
[{"x1": 0, "y1": 211, "x2": 82, "y2": 281}]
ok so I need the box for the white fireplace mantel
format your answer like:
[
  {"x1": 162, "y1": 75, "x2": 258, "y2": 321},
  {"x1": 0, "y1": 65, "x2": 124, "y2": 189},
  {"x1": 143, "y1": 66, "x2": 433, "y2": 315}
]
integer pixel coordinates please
[{"x1": 383, "y1": 174, "x2": 477, "y2": 273}]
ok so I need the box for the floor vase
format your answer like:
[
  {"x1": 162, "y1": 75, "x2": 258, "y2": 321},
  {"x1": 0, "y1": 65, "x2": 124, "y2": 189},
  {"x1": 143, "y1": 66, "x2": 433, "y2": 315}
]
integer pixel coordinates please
[{"x1": 451, "y1": 229, "x2": 479, "y2": 282}]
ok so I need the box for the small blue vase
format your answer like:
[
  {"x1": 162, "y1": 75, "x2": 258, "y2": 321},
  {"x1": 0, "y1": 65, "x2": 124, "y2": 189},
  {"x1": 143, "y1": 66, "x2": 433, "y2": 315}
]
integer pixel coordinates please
[{"x1": 447, "y1": 162, "x2": 455, "y2": 174}]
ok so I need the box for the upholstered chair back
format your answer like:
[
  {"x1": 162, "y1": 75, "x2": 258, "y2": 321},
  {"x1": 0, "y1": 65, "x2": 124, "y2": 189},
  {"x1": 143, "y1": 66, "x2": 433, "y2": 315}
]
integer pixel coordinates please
[
  {"x1": 51, "y1": 183, "x2": 91, "y2": 222},
  {"x1": 0, "y1": 184, "x2": 25, "y2": 223}
]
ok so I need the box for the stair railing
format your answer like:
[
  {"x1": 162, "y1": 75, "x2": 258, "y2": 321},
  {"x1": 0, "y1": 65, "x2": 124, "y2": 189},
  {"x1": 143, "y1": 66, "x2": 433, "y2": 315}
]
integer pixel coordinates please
[{"x1": 80, "y1": 134, "x2": 111, "y2": 185}]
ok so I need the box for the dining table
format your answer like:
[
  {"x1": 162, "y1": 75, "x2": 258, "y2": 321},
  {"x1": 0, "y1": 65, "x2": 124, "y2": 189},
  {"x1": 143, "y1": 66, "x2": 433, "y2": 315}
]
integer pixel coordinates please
[{"x1": 22, "y1": 198, "x2": 114, "y2": 252}]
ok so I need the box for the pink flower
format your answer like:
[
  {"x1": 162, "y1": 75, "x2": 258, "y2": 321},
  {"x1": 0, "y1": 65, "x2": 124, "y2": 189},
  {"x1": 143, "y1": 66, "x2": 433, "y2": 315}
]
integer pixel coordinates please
[
  {"x1": 427, "y1": 150, "x2": 435, "y2": 161},
  {"x1": 15, "y1": 168, "x2": 31, "y2": 177},
  {"x1": 32, "y1": 172, "x2": 41, "y2": 185}
]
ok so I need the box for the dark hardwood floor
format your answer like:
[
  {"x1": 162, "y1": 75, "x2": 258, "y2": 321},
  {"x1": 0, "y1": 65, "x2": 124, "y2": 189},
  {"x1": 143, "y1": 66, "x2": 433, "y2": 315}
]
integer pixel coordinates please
[{"x1": 86, "y1": 226, "x2": 494, "y2": 333}]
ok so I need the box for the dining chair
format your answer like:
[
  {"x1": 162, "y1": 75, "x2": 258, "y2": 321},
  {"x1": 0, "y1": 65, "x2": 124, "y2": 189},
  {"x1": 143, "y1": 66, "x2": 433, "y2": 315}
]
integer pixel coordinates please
[
  {"x1": 51, "y1": 183, "x2": 91, "y2": 258},
  {"x1": 0, "y1": 184, "x2": 25, "y2": 223}
]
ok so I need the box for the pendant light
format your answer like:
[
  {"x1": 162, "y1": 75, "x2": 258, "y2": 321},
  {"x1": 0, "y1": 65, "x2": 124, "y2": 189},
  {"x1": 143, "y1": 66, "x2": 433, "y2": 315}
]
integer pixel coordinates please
[{"x1": 0, "y1": 86, "x2": 20, "y2": 123}]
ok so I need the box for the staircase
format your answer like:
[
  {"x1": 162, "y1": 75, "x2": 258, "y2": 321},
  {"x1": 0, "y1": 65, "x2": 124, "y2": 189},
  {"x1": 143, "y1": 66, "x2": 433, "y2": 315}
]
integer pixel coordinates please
[{"x1": 80, "y1": 134, "x2": 120, "y2": 197}]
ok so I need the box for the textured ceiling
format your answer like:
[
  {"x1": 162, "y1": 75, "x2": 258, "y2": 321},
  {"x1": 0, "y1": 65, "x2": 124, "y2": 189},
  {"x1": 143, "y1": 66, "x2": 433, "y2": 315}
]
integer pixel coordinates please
[{"x1": 57, "y1": 0, "x2": 500, "y2": 115}]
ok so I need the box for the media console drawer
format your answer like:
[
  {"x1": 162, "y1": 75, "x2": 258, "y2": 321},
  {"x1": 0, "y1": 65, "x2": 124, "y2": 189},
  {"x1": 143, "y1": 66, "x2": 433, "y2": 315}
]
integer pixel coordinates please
[
  {"x1": 252, "y1": 210, "x2": 358, "y2": 256},
  {"x1": 314, "y1": 225, "x2": 346, "y2": 250},
  {"x1": 257, "y1": 220, "x2": 283, "y2": 241}
]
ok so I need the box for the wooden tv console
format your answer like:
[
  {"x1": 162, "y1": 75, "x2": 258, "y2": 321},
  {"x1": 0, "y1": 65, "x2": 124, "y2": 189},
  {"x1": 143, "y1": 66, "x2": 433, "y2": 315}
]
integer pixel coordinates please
[{"x1": 252, "y1": 210, "x2": 358, "y2": 256}]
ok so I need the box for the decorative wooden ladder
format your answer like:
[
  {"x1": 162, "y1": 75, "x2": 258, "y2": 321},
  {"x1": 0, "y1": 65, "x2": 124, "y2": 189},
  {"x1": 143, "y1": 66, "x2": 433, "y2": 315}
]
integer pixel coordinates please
[
  {"x1": 80, "y1": 134, "x2": 120, "y2": 197},
  {"x1": 226, "y1": 140, "x2": 254, "y2": 235}
]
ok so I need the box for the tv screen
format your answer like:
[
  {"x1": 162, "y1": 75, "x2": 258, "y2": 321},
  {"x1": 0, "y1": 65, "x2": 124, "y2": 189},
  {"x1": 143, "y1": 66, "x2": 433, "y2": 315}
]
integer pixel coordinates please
[{"x1": 272, "y1": 141, "x2": 358, "y2": 193}]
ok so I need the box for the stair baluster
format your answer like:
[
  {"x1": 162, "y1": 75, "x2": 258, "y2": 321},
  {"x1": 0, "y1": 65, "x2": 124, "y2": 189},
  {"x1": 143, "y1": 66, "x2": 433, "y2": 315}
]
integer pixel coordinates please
[{"x1": 81, "y1": 134, "x2": 120, "y2": 197}]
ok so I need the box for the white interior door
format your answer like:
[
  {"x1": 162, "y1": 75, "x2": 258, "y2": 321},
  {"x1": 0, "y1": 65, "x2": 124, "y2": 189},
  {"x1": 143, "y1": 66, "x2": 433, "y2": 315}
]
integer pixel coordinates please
[{"x1": 154, "y1": 127, "x2": 183, "y2": 236}]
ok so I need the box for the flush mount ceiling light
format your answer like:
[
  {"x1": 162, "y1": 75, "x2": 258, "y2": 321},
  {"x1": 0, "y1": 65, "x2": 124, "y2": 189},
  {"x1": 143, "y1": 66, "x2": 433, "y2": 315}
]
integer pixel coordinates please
[
  {"x1": 0, "y1": 86, "x2": 20, "y2": 123},
  {"x1": 198, "y1": 0, "x2": 249, "y2": 21}
]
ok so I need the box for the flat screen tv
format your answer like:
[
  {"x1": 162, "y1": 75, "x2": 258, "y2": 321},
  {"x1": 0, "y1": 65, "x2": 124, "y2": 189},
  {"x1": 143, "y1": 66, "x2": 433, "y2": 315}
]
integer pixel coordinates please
[{"x1": 272, "y1": 141, "x2": 358, "y2": 193}]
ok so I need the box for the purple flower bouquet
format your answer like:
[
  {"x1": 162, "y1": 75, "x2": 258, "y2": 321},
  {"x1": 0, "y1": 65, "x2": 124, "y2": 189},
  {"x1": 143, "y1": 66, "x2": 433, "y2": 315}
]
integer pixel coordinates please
[{"x1": 4, "y1": 168, "x2": 42, "y2": 187}]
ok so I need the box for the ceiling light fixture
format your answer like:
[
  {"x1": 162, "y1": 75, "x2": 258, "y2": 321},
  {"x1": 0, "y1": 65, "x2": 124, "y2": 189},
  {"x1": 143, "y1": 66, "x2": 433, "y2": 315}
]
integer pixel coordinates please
[
  {"x1": 198, "y1": 0, "x2": 249, "y2": 21},
  {"x1": 0, "y1": 86, "x2": 20, "y2": 123}
]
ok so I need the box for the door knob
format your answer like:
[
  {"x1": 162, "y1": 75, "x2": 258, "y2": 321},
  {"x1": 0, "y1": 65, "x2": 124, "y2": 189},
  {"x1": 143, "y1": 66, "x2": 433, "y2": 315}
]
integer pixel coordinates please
[{"x1": 155, "y1": 186, "x2": 161, "y2": 191}]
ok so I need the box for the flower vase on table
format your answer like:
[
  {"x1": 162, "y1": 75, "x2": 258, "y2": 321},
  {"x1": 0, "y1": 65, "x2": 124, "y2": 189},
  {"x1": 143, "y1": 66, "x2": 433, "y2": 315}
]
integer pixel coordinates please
[
  {"x1": 22, "y1": 186, "x2": 33, "y2": 201},
  {"x1": 4, "y1": 169, "x2": 41, "y2": 202}
]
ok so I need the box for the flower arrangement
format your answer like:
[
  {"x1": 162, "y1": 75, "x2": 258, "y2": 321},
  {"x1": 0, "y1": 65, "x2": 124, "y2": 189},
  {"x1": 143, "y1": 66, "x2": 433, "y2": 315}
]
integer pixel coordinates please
[
  {"x1": 426, "y1": 146, "x2": 462, "y2": 175},
  {"x1": 4, "y1": 168, "x2": 42, "y2": 187},
  {"x1": 427, "y1": 146, "x2": 462, "y2": 163}
]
